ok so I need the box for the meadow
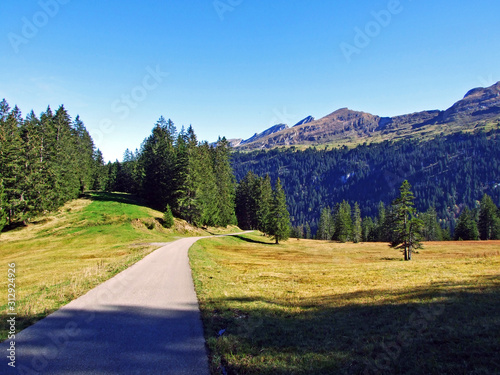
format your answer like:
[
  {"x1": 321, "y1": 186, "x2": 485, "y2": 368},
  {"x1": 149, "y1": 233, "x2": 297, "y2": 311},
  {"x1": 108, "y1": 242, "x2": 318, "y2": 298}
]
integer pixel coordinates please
[
  {"x1": 0, "y1": 192, "x2": 237, "y2": 340},
  {"x1": 190, "y1": 233, "x2": 500, "y2": 374}
]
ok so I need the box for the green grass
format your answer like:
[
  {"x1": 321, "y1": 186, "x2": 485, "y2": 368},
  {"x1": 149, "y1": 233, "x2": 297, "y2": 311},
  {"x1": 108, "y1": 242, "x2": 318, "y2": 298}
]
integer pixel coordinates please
[
  {"x1": 0, "y1": 192, "x2": 237, "y2": 340},
  {"x1": 190, "y1": 233, "x2": 500, "y2": 374}
]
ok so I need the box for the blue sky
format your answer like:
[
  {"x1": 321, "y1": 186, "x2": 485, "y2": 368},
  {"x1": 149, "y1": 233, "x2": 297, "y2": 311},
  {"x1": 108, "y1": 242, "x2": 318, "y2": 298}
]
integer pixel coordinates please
[{"x1": 1, "y1": 0, "x2": 499, "y2": 161}]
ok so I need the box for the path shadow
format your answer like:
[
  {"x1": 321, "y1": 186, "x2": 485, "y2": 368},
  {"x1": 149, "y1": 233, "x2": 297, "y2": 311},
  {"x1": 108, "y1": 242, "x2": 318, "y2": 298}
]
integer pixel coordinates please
[{"x1": 0, "y1": 305, "x2": 209, "y2": 374}]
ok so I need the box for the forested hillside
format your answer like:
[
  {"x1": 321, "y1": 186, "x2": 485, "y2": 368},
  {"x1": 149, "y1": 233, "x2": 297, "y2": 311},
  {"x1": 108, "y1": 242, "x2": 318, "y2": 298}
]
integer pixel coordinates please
[
  {"x1": 0, "y1": 100, "x2": 238, "y2": 232},
  {"x1": 106, "y1": 117, "x2": 237, "y2": 228},
  {"x1": 232, "y1": 129, "x2": 500, "y2": 233},
  {"x1": 0, "y1": 100, "x2": 101, "y2": 230}
]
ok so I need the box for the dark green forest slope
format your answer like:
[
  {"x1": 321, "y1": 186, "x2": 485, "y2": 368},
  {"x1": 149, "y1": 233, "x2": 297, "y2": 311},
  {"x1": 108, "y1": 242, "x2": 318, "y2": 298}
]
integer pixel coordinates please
[{"x1": 232, "y1": 129, "x2": 500, "y2": 232}]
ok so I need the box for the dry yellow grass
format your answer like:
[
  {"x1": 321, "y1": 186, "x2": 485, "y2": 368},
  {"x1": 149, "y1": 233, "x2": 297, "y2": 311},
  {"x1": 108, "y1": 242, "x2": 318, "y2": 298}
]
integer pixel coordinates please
[{"x1": 190, "y1": 234, "x2": 500, "y2": 374}]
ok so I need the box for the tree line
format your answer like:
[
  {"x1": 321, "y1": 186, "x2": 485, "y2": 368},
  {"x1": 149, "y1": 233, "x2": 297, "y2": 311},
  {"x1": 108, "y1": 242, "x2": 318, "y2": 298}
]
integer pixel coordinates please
[
  {"x1": 98, "y1": 117, "x2": 238, "y2": 228},
  {"x1": 231, "y1": 129, "x2": 500, "y2": 235},
  {"x1": 0, "y1": 99, "x2": 101, "y2": 231},
  {"x1": 235, "y1": 171, "x2": 290, "y2": 243}
]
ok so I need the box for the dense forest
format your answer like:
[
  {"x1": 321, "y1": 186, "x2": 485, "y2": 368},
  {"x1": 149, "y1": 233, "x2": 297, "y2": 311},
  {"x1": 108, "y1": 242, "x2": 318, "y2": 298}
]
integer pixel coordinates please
[
  {"x1": 232, "y1": 129, "x2": 500, "y2": 235},
  {"x1": 105, "y1": 117, "x2": 237, "y2": 228},
  {"x1": 0, "y1": 100, "x2": 100, "y2": 230},
  {"x1": 0, "y1": 100, "x2": 239, "y2": 231}
]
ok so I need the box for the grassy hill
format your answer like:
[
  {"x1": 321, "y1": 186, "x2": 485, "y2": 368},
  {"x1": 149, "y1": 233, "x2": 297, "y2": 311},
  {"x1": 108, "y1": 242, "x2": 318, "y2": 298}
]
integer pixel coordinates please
[
  {"x1": 0, "y1": 192, "x2": 238, "y2": 340},
  {"x1": 190, "y1": 233, "x2": 500, "y2": 374}
]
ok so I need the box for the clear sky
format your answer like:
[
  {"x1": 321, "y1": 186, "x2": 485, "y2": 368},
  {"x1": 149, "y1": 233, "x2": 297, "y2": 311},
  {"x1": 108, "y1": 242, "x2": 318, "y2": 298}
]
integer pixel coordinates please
[{"x1": 1, "y1": 0, "x2": 499, "y2": 161}]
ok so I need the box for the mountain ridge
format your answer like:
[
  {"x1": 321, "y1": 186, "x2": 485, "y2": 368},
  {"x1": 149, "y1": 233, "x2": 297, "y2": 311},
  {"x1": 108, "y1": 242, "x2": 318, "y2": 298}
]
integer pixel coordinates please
[{"x1": 235, "y1": 82, "x2": 500, "y2": 150}]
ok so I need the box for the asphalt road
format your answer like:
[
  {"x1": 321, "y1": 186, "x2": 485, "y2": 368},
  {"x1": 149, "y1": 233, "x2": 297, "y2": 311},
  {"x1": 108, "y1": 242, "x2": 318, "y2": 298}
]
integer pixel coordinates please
[{"x1": 0, "y1": 234, "x2": 245, "y2": 374}]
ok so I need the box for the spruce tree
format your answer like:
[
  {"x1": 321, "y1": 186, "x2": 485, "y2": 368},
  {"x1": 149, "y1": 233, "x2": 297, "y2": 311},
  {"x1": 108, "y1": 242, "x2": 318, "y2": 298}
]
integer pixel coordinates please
[
  {"x1": 268, "y1": 177, "x2": 290, "y2": 244},
  {"x1": 454, "y1": 207, "x2": 479, "y2": 240},
  {"x1": 333, "y1": 201, "x2": 353, "y2": 243},
  {"x1": 213, "y1": 137, "x2": 237, "y2": 227},
  {"x1": 391, "y1": 180, "x2": 423, "y2": 260},
  {"x1": 0, "y1": 178, "x2": 7, "y2": 232},
  {"x1": 163, "y1": 204, "x2": 174, "y2": 228},
  {"x1": 352, "y1": 202, "x2": 362, "y2": 243},
  {"x1": 478, "y1": 194, "x2": 499, "y2": 240},
  {"x1": 256, "y1": 174, "x2": 273, "y2": 234},
  {"x1": 316, "y1": 207, "x2": 334, "y2": 240}
]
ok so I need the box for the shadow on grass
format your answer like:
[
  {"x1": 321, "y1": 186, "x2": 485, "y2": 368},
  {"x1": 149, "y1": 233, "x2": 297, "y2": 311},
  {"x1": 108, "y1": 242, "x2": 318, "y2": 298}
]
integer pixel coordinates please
[
  {"x1": 231, "y1": 235, "x2": 274, "y2": 245},
  {"x1": 84, "y1": 191, "x2": 150, "y2": 208},
  {"x1": 200, "y1": 277, "x2": 500, "y2": 375}
]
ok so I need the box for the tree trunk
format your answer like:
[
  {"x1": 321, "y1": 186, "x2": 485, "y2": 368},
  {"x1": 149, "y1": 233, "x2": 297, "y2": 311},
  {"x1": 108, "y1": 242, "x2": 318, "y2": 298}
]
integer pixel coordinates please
[{"x1": 275, "y1": 237, "x2": 279, "y2": 244}]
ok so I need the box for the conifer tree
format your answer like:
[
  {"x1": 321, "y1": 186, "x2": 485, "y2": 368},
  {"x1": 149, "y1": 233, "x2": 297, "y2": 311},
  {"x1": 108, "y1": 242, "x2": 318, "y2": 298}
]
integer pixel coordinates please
[
  {"x1": 421, "y1": 207, "x2": 443, "y2": 241},
  {"x1": 454, "y1": 207, "x2": 479, "y2": 240},
  {"x1": 316, "y1": 207, "x2": 334, "y2": 240},
  {"x1": 256, "y1": 174, "x2": 273, "y2": 233},
  {"x1": 0, "y1": 105, "x2": 27, "y2": 223},
  {"x1": 213, "y1": 137, "x2": 237, "y2": 227},
  {"x1": 0, "y1": 178, "x2": 7, "y2": 231},
  {"x1": 391, "y1": 180, "x2": 423, "y2": 260},
  {"x1": 268, "y1": 177, "x2": 290, "y2": 244},
  {"x1": 333, "y1": 201, "x2": 353, "y2": 243},
  {"x1": 352, "y1": 202, "x2": 362, "y2": 243},
  {"x1": 478, "y1": 194, "x2": 500, "y2": 240},
  {"x1": 235, "y1": 171, "x2": 260, "y2": 229},
  {"x1": 195, "y1": 142, "x2": 220, "y2": 227},
  {"x1": 163, "y1": 204, "x2": 174, "y2": 228}
]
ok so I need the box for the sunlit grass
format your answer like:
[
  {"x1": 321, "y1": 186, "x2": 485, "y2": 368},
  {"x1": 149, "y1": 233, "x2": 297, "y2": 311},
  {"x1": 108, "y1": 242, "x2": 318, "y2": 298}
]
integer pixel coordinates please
[
  {"x1": 190, "y1": 233, "x2": 500, "y2": 374},
  {"x1": 0, "y1": 192, "x2": 232, "y2": 340}
]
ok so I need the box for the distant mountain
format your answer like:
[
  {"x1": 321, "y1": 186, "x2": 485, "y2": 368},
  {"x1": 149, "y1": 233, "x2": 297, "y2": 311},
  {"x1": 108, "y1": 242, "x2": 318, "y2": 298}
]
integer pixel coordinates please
[
  {"x1": 239, "y1": 123, "x2": 289, "y2": 146},
  {"x1": 293, "y1": 116, "x2": 315, "y2": 127},
  {"x1": 235, "y1": 82, "x2": 500, "y2": 150}
]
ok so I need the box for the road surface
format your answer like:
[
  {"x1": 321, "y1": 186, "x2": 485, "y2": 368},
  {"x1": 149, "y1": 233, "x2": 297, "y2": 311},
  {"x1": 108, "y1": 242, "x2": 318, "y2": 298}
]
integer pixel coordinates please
[{"x1": 1, "y1": 234, "x2": 246, "y2": 374}]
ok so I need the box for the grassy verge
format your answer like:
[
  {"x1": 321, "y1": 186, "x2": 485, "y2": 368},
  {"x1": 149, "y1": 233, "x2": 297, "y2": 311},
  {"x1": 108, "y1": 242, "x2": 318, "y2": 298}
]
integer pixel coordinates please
[
  {"x1": 0, "y1": 192, "x2": 235, "y2": 340},
  {"x1": 190, "y1": 233, "x2": 500, "y2": 374}
]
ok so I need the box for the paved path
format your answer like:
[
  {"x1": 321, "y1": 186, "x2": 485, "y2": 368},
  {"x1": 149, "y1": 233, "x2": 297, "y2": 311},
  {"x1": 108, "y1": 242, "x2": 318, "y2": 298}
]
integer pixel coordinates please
[{"x1": 1, "y1": 234, "x2": 248, "y2": 374}]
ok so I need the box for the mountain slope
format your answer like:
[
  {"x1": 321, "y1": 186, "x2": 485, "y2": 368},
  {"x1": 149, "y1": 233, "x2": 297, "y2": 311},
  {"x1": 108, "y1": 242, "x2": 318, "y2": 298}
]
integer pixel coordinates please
[{"x1": 237, "y1": 82, "x2": 500, "y2": 150}]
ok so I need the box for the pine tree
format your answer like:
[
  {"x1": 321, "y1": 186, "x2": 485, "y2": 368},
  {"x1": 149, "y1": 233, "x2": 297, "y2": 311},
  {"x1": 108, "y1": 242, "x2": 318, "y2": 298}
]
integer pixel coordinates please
[
  {"x1": 139, "y1": 117, "x2": 177, "y2": 210},
  {"x1": 421, "y1": 207, "x2": 443, "y2": 241},
  {"x1": 268, "y1": 177, "x2": 290, "y2": 244},
  {"x1": 454, "y1": 207, "x2": 479, "y2": 240},
  {"x1": 391, "y1": 180, "x2": 423, "y2": 260},
  {"x1": 352, "y1": 202, "x2": 362, "y2": 243},
  {"x1": 333, "y1": 201, "x2": 352, "y2": 243},
  {"x1": 213, "y1": 137, "x2": 236, "y2": 227},
  {"x1": 0, "y1": 105, "x2": 27, "y2": 223},
  {"x1": 316, "y1": 207, "x2": 334, "y2": 240},
  {"x1": 362, "y1": 216, "x2": 375, "y2": 242},
  {"x1": 478, "y1": 194, "x2": 499, "y2": 240},
  {"x1": 92, "y1": 149, "x2": 108, "y2": 190},
  {"x1": 256, "y1": 174, "x2": 273, "y2": 234},
  {"x1": 0, "y1": 178, "x2": 7, "y2": 231},
  {"x1": 304, "y1": 222, "x2": 312, "y2": 239},
  {"x1": 163, "y1": 204, "x2": 174, "y2": 228},
  {"x1": 235, "y1": 171, "x2": 260, "y2": 230}
]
